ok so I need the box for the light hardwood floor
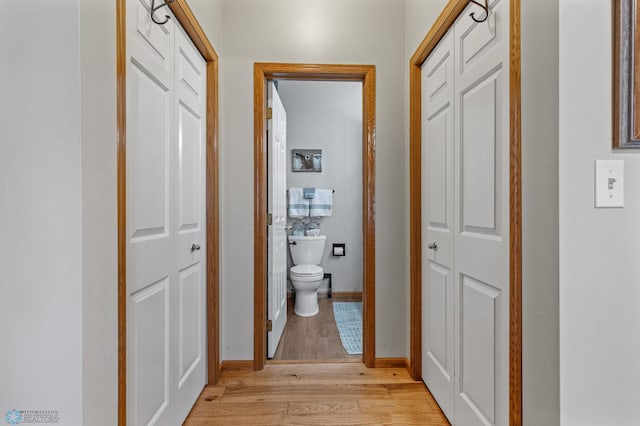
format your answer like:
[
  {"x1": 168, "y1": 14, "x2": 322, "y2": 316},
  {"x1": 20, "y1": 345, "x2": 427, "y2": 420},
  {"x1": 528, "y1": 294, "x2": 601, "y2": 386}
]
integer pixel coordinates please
[
  {"x1": 272, "y1": 297, "x2": 362, "y2": 361},
  {"x1": 185, "y1": 363, "x2": 450, "y2": 425}
]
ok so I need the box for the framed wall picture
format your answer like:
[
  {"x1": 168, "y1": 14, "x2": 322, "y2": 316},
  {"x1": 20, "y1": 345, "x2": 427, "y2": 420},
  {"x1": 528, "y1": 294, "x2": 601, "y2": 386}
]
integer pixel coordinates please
[
  {"x1": 292, "y1": 149, "x2": 322, "y2": 172},
  {"x1": 613, "y1": 0, "x2": 640, "y2": 148}
]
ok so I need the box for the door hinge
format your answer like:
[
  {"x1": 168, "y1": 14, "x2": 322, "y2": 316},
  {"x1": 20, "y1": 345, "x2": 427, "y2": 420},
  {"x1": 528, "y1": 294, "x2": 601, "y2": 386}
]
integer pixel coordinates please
[
  {"x1": 267, "y1": 320, "x2": 272, "y2": 332},
  {"x1": 267, "y1": 213, "x2": 273, "y2": 226},
  {"x1": 267, "y1": 107, "x2": 273, "y2": 120}
]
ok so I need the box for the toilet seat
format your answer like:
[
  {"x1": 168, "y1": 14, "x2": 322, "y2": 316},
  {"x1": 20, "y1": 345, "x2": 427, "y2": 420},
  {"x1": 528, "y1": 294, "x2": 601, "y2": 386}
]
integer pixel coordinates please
[{"x1": 290, "y1": 264, "x2": 324, "y2": 281}]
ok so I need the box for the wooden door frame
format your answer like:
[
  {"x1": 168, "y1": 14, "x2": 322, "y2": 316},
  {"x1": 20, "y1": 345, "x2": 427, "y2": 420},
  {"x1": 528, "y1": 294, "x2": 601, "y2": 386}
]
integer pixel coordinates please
[
  {"x1": 408, "y1": 0, "x2": 522, "y2": 424},
  {"x1": 253, "y1": 63, "x2": 376, "y2": 370},
  {"x1": 116, "y1": 0, "x2": 220, "y2": 424}
]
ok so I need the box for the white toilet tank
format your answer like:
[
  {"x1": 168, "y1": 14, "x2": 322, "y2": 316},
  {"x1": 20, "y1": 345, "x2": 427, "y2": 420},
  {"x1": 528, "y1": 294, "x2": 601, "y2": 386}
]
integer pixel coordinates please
[{"x1": 288, "y1": 235, "x2": 326, "y2": 265}]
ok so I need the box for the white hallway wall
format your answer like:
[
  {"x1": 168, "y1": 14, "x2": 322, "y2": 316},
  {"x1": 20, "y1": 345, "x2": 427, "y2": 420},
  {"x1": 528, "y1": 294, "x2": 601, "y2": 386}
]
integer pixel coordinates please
[
  {"x1": 219, "y1": 0, "x2": 406, "y2": 360},
  {"x1": 560, "y1": 0, "x2": 640, "y2": 424},
  {"x1": 521, "y1": 0, "x2": 560, "y2": 424},
  {"x1": 80, "y1": 0, "x2": 117, "y2": 424},
  {"x1": 0, "y1": 2, "x2": 83, "y2": 425},
  {"x1": 278, "y1": 80, "x2": 363, "y2": 294}
]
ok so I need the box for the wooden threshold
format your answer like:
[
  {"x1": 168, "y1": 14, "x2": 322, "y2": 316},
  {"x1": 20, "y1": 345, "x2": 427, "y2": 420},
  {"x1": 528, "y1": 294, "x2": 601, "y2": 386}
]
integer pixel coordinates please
[{"x1": 268, "y1": 358, "x2": 362, "y2": 365}]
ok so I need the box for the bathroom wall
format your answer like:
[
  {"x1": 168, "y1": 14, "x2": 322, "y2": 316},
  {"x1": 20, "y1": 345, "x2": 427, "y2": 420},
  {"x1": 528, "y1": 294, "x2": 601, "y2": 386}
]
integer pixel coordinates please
[
  {"x1": 219, "y1": 0, "x2": 407, "y2": 360},
  {"x1": 277, "y1": 80, "x2": 363, "y2": 294}
]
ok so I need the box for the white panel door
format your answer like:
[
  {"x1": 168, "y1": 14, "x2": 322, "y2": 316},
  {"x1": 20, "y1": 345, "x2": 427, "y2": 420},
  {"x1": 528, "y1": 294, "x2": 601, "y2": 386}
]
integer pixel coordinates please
[
  {"x1": 267, "y1": 82, "x2": 288, "y2": 359},
  {"x1": 172, "y1": 24, "x2": 207, "y2": 424},
  {"x1": 453, "y1": 1, "x2": 509, "y2": 425},
  {"x1": 421, "y1": 29, "x2": 455, "y2": 423},
  {"x1": 127, "y1": 1, "x2": 207, "y2": 424},
  {"x1": 126, "y1": 1, "x2": 174, "y2": 424}
]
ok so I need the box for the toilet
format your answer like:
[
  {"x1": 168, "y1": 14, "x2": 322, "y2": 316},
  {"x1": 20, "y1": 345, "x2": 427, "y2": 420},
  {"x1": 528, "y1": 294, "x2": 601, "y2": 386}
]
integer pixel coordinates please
[{"x1": 288, "y1": 235, "x2": 326, "y2": 317}]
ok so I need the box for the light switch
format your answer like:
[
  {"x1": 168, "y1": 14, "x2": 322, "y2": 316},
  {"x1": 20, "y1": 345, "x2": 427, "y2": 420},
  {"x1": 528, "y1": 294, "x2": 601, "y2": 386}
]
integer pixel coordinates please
[{"x1": 595, "y1": 160, "x2": 624, "y2": 208}]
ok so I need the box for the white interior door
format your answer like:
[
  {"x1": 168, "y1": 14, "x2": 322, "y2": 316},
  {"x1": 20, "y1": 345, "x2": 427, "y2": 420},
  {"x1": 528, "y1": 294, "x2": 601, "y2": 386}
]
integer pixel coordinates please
[
  {"x1": 267, "y1": 81, "x2": 288, "y2": 359},
  {"x1": 453, "y1": 1, "x2": 509, "y2": 425},
  {"x1": 172, "y1": 24, "x2": 207, "y2": 423},
  {"x1": 421, "y1": 29, "x2": 455, "y2": 423},
  {"x1": 126, "y1": 1, "x2": 206, "y2": 424},
  {"x1": 126, "y1": 2, "x2": 174, "y2": 423}
]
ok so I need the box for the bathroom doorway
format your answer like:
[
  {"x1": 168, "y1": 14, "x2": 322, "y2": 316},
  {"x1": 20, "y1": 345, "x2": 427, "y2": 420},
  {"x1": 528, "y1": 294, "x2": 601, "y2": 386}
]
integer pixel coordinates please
[
  {"x1": 253, "y1": 63, "x2": 376, "y2": 370},
  {"x1": 270, "y1": 79, "x2": 363, "y2": 362}
]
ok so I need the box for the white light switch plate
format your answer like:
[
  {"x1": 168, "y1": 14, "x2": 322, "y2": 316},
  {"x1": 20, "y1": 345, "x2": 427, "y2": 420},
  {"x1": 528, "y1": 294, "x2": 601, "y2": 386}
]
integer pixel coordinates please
[{"x1": 595, "y1": 160, "x2": 624, "y2": 208}]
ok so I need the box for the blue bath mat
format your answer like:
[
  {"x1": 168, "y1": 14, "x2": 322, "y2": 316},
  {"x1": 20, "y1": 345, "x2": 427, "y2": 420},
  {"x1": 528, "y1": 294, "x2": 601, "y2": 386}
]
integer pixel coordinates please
[{"x1": 332, "y1": 302, "x2": 363, "y2": 355}]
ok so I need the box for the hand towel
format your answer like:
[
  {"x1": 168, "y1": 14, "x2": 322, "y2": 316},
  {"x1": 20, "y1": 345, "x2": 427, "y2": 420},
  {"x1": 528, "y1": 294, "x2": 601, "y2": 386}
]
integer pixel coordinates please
[
  {"x1": 303, "y1": 187, "x2": 316, "y2": 199},
  {"x1": 288, "y1": 187, "x2": 309, "y2": 217},
  {"x1": 310, "y1": 188, "x2": 333, "y2": 217}
]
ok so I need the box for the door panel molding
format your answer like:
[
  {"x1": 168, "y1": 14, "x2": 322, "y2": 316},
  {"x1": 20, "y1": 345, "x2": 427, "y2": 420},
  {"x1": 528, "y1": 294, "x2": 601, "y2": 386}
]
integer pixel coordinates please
[
  {"x1": 253, "y1": 63, "x2": 376, "y2": 370},
  {"x1": 117, "y1": 0, "x2": 220, "y2": 424},
  {"x1": 409, "y1": 0, "x2": 522, "y2": 424}
]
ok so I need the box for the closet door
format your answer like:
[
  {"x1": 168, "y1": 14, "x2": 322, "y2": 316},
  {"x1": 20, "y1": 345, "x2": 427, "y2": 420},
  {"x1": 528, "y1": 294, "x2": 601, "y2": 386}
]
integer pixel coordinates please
[
  {"x1": 126, "y1": 1, "x2": 175, "y2": 423},
  {"x1": 421, "y1": 29, "x2": 455, "y2": 423},
  {"x1": 453, "y1": 1, "x2": 510, "y2": 425},
  {"x1": 126, "y1": 1, "x2": 207, "y2": 424},
  {"x1": 172, "y1": 24, "x2": 207, "y2": 424}
]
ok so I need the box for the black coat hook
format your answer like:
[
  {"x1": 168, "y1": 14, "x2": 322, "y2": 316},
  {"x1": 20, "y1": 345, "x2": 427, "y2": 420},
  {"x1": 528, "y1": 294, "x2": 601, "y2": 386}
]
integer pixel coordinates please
[
  {"x1": 469, "y1": 0, "x2": 489, "y2": 23},
  {"x1": 151, "y1": 0, "x2": 175, "y2": 25}
]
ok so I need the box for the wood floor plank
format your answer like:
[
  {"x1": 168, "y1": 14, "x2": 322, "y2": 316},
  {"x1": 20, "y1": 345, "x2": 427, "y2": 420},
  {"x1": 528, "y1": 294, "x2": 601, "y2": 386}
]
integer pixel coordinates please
[
  {"x1": 287, "y1": 400, "x2": 360, "y2": 415},
  {"x1": 278, "y1": 413, "x2": 389, "y2": 425},
  {"x1": 186, "y1": 401, "x2": 288, "y2": 417},
  {"x1": 219, "y1": 363, "x2": 416, "y2": 386},
  {"x1": 196, "y1": 386, "x2": 226, "y2": 402},
  {"x1": 220, "y1": 384, "x2": 392, "y2": 403},
  {"x1": 185, "y1": 363, "x2": 450, "y2": 425},
  {"x1": 184, "y1": 414, "x2": 284, "y2": 425},
  {"x1": 358, "y1": 398, "x2": 444, "y2": 414},
  {"x1": 387, "y1": 382, "x2": 440, "y2": 400}
]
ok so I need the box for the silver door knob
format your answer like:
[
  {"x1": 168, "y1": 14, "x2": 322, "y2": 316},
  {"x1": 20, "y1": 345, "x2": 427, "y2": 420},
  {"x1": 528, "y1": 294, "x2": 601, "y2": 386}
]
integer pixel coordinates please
[
  {"x1": 191, "y1": 243, "x2": 201, "y2": 252},
  {"x1": 427, "y1": 242, "x2": 438, "y2": 251}
]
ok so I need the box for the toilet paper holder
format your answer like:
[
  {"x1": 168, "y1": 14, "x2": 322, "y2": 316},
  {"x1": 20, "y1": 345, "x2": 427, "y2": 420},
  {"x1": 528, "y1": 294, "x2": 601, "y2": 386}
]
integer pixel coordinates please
[{"x1": 332, "y1": 243, "x2": 346, "y2": 257}]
